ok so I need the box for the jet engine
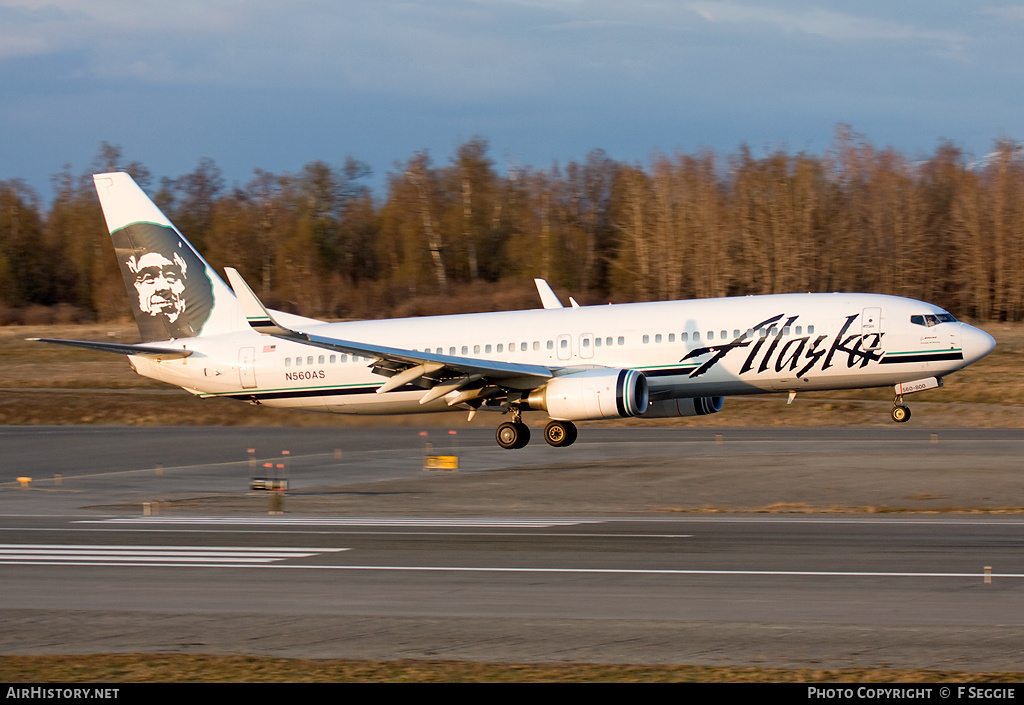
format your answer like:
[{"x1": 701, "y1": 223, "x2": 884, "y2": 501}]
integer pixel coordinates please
[
  {"x1": 640, "y1": 396, "x2": 725, "y2": 418},
  {"x1": 526, "y1": 368, "x2": 649, "y2": 421}
]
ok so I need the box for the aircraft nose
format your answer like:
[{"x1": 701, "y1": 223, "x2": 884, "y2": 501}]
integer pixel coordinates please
[{"x1": 961, "y1": 324, "x2": 996, "y2": 364}]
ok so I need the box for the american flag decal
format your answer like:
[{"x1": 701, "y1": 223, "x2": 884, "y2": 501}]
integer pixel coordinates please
[{"x1": 263, "y1": 345, "x2": 276, "y2": 353}]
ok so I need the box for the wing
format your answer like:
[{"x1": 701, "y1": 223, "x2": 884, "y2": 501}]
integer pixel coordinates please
[{"x1": 224, "y1": 268, "x2": 554, "y2": 407}]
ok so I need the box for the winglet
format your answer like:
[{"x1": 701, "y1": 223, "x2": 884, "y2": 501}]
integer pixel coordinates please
[
  {"x1": 534, "y1": 279, "x2": 564, "y2": 309},
  {"x1": 224, "y1": 267, "x2": 296, "y2": 336}
]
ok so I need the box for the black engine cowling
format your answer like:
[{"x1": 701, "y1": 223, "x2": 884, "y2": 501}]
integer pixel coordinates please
[{"x1": 640, "y1": 396, "x2": 725, "y2": 418}]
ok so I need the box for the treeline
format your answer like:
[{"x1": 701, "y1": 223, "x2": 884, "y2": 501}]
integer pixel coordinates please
[{"x1": 2, "y1": 127, "x2": 1023, "y2": 324}]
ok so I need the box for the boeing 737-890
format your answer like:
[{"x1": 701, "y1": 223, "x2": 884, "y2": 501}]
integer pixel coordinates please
[{"x1": 35, "y1": 172, "x2": 996, "y2": 449}]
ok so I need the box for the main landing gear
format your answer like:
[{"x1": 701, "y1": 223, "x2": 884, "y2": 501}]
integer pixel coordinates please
[
  {"x1": 891, "y1": 394, "x2": 912, "y2": 423},
  {"x1": 496, "y1": 420, "x2": 530, "y2": 449},
  {"x1": 542, "y1": 420, "x2": 578, "y2": 448},
  {"x1": 495, "y1": 409, "x2": 577, "y2": 449}
]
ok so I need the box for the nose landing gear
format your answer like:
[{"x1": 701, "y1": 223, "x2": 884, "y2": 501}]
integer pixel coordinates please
[
  {"x1": 889, "y1": 377, "x2": 942, "y2": 423},
  {"x1": 891, "y1": 394, "x2": 911, "y2": 423}
]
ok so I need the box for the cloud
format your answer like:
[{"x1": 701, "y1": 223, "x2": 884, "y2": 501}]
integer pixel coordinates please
[
  {"x1": 980, "y1": 4, "x2": 1024, "y2": 24},
  {"x1": 0, "y1": 1, "x2": 554, "y2": 98},
  {"x1": 686, "y1": 1, "x2": 967, "y2": 46}
]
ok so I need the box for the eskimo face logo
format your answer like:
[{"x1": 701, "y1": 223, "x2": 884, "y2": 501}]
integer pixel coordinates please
[
  {"x1": 126, "y1": 251, "x2": 188, "y2": 322},
  {"x1": 111, "y1": 222, "x2": 215, "y2": 342}
]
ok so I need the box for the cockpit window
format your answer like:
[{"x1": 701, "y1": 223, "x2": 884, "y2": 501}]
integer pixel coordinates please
[{"x1": 911, "y1": 313, "x2": 957, "y2": 327}]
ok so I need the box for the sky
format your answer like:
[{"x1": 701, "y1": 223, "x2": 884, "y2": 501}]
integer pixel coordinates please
[{"x1": 2, "y1": 1, "x2": 1023, "y2": 200}]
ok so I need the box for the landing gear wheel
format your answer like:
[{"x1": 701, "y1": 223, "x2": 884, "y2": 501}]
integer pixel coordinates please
[
  {"x1": 543, "y1": 420, "x2": 578, "y2": 447},
  {"x1": 891, "y1": 405, "x2": 911, "y2": 423},
  {"x1": 496, "y1": 421, "x2": 531, "y2": 449}
]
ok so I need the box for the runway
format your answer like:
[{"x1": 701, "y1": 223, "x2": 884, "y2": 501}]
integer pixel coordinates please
[{"x1": 2, "y1": 426, "x2": 1024, "y2": 671}]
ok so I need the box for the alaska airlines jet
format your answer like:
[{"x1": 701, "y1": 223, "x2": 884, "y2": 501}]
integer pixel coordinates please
[{"x1": 35, "y1": 172, "x2": 996, "y2": 449}]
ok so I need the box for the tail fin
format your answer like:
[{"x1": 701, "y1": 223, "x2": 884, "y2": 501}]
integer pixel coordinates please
[{"x1": 93, "y1": 172, "x2": 246, "y2": 342}]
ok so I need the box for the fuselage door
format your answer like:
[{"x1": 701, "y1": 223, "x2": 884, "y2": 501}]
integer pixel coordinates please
[
  {"x1": 556, "y1": 334, "x2": 572, "y2": 361},
  {"x1": 861, "y1": 307, "x2": 882, "y2": 350},
  {"x1": 579, "y1": 333, "x2": 594, "y2": 359},
  {"x1": 239, "y1": 347, "x2": 257, "y2": 389}
]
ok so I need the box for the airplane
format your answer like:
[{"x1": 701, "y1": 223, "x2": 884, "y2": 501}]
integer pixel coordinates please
[{"x1": 34, "y1": 172, "x2": 996, "y2": 449}]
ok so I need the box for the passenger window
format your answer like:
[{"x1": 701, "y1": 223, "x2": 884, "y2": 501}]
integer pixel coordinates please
[
  {"x1": 533, "y1": 341, "x2": 540, "y2": 351},
  {"x1": 462, "y1": 346, "x2": 468, "y2": 355},
  {"x1": 485, "y1": 344, "x2": 492, "y2": 353},
  {"x1": 329, "y1": 355, "x2": 336, "y2": 363},
  {"x1": 668, "y1": 333, "x2": 675, "y2": 343},
  {"x1": 307, "y1": 356, "x2": 314, "y2": 365},
  {"x1": 693, "y1": 332, "x2": 700, "y2": 342},
  {"x1": 808, "y1": 326, "x2": 815, "y2": 335},
  {"x1": 617, "y1": 336, "x2": 625, "y2": 346},
  {"x1": 607, "y1": 337, "x2": 613, "y2": 346},
  {"x1": 521, "y1": 342, "x2": 528, "y2": 351},
  {"x1": 497, "y1": 344, "x2": 504, "y2": 353},
  {"x1": 681, "y1": 332, "x2": 688, "y2": 342},
  {"x1": 296, "y1": 357, "x2": 302, "y2": 366},
  {"x1": 560, "y1": 339, "x2": 568, "y2": 349},
  {"x1": 655, "y1": 334, "x2": 662, "y2": 343},
  {"x1": 285, "y1": 358, "x2": 291, "y2": 367},
  {"x1": 546, "y1": 340, "x2": 554, "y2": 350},
  {"x1": 643, "y1": 335, "x2": 650, "y2": 344},
  {"x1": 595, "y1": 338, "x2": 602, "y2": 347}
]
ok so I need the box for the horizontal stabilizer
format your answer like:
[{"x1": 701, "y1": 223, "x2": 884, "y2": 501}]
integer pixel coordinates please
[{"x1": 30, "y1": 338, "x2": 192, "y2": 359}]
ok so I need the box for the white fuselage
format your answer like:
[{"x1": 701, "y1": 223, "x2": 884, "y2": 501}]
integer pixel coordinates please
[{"x1": 127, "y1": 292, "x2": 995, "y2": 418}]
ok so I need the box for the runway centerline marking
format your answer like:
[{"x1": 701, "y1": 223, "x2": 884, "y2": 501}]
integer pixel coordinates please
[
  {"x1": 79, "y1": 517, "x2": 600, "y2": 528},
  {"x1": 263, "y1": 565, "x2": 1024, "y2": 579},
  {"x1": 0, "y1": 543, "x2": 346, "y2": 567},
  {"x1": 0, "y1": 526, "x2": 694, "y2": 539},
  {"x1": 2, "y1": 544, "x2": 1019, "y2": 579}
]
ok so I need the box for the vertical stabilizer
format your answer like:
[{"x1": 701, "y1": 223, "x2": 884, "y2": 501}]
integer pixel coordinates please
[{"x1": 93, "y1": 172, "x2": 246, "y2": 342}]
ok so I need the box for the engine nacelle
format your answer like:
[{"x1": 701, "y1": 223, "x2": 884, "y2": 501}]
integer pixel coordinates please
[
  {"x1": 640, "y1": 396, "x2": 725, "y2": 418},
  {"x1": 527, "y1": 368, "x2": 649, "y2": 421}
]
